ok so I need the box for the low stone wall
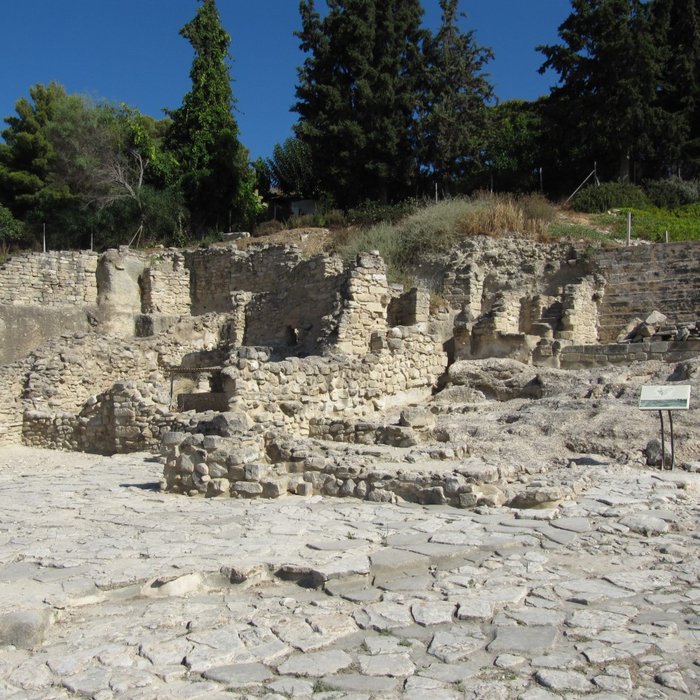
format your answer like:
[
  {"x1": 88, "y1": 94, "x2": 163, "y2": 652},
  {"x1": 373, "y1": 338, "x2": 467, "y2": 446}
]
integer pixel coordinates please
[
  {"x1": 23, "y1": 381, "x2": 180, "y2": 454},
  {"x1": 161, "y1": 429, "x2": 513, "y2": 508},
  {"x1": 559, "y1": 338, "x2": 700, "y2": 369},
  {"x1": 222, "y1": 326, "x2": 447, "y2": 432}
]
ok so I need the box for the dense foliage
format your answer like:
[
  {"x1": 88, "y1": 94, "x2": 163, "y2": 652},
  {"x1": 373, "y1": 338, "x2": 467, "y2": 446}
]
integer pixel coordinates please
[
  {"x1": 0, "y1": 0, "x2": 264, "y2": 250},
  {"x1": 539, "y1": 0, "x2": 700, "y2": 192},
  {"x1": 166, "y1": 0, "x2": 263, "y2": 235},
  {"x1": 2, "y1": 0, "x2": 700, "y2": 251}
]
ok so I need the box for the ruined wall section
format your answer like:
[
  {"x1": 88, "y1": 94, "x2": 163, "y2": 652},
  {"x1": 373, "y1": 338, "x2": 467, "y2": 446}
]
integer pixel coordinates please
[
  {"x1": 0, "y1": 250, "x2": 98, "y2": 306},
  {"x1": 0, "y1": 251, "x2": 99, "y2": 364},
  {"x1": 140, "y1": 250, "x2": 190, "y2": 315},
  {"x1": 22, "y1": 333, "x2": 163, "y2": 414},
  {"x1": 223, "y1": 326, "x2": 446, "y2": 433},
  {"x1": 333, "y1": 252, "x2": 391, "y2": 354},
  {"x1": 186, "y1": 245, "x2": 348, "y2": 354},
  {"x1": 594, "y1": 242, "x2": 700, "y2": 342},
  {"x1": 0, "y1": 360, "x2": 29, "y2": 446}
]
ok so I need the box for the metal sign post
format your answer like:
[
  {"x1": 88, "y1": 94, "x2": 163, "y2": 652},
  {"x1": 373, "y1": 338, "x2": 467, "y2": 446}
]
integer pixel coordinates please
[{"x1": 639, "y1": 385, "x2": 691, "y2": 469}]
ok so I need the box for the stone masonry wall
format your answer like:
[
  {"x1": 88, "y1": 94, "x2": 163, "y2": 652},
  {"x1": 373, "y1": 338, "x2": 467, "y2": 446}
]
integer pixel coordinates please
[
  {"x1": 333, "y1": 252, "x2": 392, "y2": 354},
  {"x1": 0, "y1": 250, "x2": 98, "y2": 306},
  {"x1": 595, "y1": 242, "x2": 700, "y2": 342},
  {"x1": 559, "y1": 338, "x2": 700, "y2": 369},
  {"x1": 0, "y1": 360, "x2": 29, "y2": 446},
  {"x1": 222, "y1": 326, "x2": 447, "y2": 433},
  {"x1": 140, "y1": 250, "x2": 190, "y2": 315}
]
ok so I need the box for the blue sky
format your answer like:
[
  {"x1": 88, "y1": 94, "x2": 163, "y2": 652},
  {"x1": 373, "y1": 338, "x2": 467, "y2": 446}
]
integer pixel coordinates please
[{"x1": 1, "y1": 0, "x2": 571, "y2": 161}]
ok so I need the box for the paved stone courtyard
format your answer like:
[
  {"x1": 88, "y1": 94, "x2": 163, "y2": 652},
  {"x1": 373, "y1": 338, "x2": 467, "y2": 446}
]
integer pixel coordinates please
[{"x1": 0, "y1": 446, "x2": 698, "y2": 699}]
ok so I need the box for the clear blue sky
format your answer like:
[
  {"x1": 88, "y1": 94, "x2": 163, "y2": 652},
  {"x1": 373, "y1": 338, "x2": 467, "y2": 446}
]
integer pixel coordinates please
[{"x1": 0, "y1": 0, "x2": 571, "y2": 161}]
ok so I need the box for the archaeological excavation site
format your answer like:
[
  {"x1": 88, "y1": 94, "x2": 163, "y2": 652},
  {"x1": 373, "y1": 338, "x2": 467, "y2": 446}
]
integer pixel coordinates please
[{"x1": 0, "y1": 234, "x2": 699, "y2": 699}]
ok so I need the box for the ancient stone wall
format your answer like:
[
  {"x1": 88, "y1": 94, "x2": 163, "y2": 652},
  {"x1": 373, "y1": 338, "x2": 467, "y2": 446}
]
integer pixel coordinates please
[
  {"x1": 140, "y1": 250, "x2": 190, "y2": 315},
  {"x1": 334, "y1": 252, "x2": 391, "y2": 354},
  {"x1": 595, "y1": 242, "x2": 700, "y2": 342},
  {"x1": 0, "y1": 360, "x2": 28, "y2": 446},
  {"x1": 559, "y1": 338, "x2": 700, "y2": 369},
  {"x1": 222, "y1": 327, "x2": 447, "y2": 433},
  {"x1": 0, "y1": 250, "x2": 98, "y2": 306}
]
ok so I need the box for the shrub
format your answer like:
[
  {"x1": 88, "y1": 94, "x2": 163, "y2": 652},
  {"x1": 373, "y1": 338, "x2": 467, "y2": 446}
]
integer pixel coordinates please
[
  {"x1": 572, "y1": 182, "x2": 650, "y2": 212},
  {"x1": 642, "y1": 177, "x2": 700, "y2": 208},
  {"x1": 618, "y1": 204, "x2": 700, "y2": 241},
  {"x1": 347, "y1": 199, "x2": 421, "y2": 227},
  {"x1": 253, "y1": 219, "x2": 285, "y2": 237}
]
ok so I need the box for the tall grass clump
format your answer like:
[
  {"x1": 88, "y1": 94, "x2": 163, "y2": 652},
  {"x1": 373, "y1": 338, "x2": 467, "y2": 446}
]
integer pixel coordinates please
[
  {"x1": 334, "y1": 198, "x2": 474, "y2": 272},
  {"x1": 335, "y1": 193, "x2": 559, "y2": 280}
]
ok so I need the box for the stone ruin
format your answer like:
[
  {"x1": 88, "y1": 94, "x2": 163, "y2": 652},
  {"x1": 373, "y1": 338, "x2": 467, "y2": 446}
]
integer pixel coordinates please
[{"x1": 0, "y1": 236, "x2": 698, "y2": 505}]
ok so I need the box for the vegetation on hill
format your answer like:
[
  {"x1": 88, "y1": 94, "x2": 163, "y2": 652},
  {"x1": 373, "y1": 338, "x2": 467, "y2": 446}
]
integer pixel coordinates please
[{"x1": 1, "y1": 0, "x2": 700, "y2": 253}]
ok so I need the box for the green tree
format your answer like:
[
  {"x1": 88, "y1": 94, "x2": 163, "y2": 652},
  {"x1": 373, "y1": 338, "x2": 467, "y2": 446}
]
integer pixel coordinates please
[
  {"x1": 0, "y1": 82, "x2": 71, "y2": 222},
  {"x1": 0, "y1": 203, "x2": 24, "y2": 253},
  {"x1": 166, "y1": 0, "x2": 262, "y2": 234},
  {"x1": 653, "y1": 0, "x2": 700, "y2": 176},
  {"x1": 266, "y1": 137, "x2": 318, "y2": 198},
  {"x1": 538, "y1": 0, "x2": 670, "y2": 184},
  {"x1": 416, "y1": 0, "x2": 493, "y2": 195},
  {"x1": 294, "y1": 0, "x2": 426, "y2": 207},
  {"x1": 480, "y1": 99, "x2": 544, "y2": 192}
]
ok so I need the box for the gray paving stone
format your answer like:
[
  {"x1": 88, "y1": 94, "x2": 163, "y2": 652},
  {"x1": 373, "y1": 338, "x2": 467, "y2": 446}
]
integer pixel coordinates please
[
  {"x1": 319, "y1": 673, "x2": 400, "y2": 693},
  {"x1": 354, "y1": 601, "x2": 414, "y2": 631},
  {"x1": 487, "y1": 625, "x2": 559, "y2": 655},
  {"x1": 411, "y1": 601, "x2": 456, "y2": 626},
  {"x1": 202, "y1": 662, "x2": 274, "y2": 686},
  {"x1": 357, "y1": 652, "x2": 415, "y2": 677},
  {"x1": 428, "y1": 628, "x2": 486, "y2": 663},
  {"x1": 276, "y1": 649, "x2": 353, "y2": 677},
  {"x1": 535, "y1": 668, "x2": 595, "y2": 692},
  {"x1": 550, "y1": 517, "x2": 591, "y2": 533}
]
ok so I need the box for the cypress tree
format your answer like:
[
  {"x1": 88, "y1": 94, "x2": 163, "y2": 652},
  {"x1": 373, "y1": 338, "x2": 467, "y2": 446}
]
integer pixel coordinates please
[{"x1": 167, "y1": 0, "x2": 253, "y2": 234}]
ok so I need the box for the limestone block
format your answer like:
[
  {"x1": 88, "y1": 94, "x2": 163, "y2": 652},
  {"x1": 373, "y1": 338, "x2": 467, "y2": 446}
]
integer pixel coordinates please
[{"x1": 233, "y1": 481, "x2": 264, "y2": 498}]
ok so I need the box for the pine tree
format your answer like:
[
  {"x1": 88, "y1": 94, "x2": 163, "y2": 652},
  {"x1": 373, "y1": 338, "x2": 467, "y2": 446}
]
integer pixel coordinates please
[
  {"x1": 538, "y1": 0, "x2": 669, "y2": 183},
  {"x1": 294, "y1": 0, "x2": 426, "y2": 207},
  {"x1": 0, "y1": 82, "x2": 69, "y2": 220},
  {"x1": 167, "y1": 0, "x2": 258, "y2": 234},
  {"x1": 416, "y1": 0, "x2": 493, "y2": 195}
]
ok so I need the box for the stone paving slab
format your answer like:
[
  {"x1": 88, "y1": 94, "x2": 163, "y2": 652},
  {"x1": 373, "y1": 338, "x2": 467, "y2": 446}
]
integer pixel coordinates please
[{"x1": 0, "y1": 446, "x2": 698, "y2": 698}]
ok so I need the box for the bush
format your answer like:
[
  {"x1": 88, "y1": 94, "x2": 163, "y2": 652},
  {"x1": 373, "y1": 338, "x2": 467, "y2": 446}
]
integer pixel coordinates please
[
  {"x1": 347, "y1": 199, "x2": 421, "y2": 227},
  {"x1": 642, "y1": 177, "x2": 700, "y2": 208},
  {"x1": 253, "y1": 219, "x2": 285, "y2": 237},
  {"x1": 619, "y1": 203, "x2": 700, "y2": 242},
  {"x1": 572, "y1": 182, "x2": 650, "y2": 212}
]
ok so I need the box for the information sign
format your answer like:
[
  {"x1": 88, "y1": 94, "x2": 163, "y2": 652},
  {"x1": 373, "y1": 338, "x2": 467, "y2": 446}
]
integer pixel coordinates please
[{"x1": 639, "y1": 385, "x2": 690, "y2": 411}]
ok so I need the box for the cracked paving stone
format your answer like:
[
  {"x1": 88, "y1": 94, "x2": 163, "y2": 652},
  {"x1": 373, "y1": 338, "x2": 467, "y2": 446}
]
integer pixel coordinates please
[
  {"x1": 202, "y1": 661, "x2": 274, "y2": 686},
  {"x1": 354, "y1": 601, "x2": 414, "y2": 631},
  {"x1": 358, "y1": 652, "x2": 415, "y2": 677},
  {"x1": 411, "y1": 600, "x2": 456, "y2": 626},
  {"x1": 428, "y1": 628, "x2": 486, "y2": 663},
  {"x1": 535, "y1": 668, "x2": 595, "y2": 692},
  {"x1": 276, "y1": 648, "x2": 353, "y2": 677},
  {"x1": 488, "y1": 625, "x2": 559, "y2": 655}
]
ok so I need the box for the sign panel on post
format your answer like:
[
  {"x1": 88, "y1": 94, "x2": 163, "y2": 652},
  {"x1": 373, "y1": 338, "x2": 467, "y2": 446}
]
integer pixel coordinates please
[{"x1": 639, "y1": 385, "x2": 690, "y2": 411}]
